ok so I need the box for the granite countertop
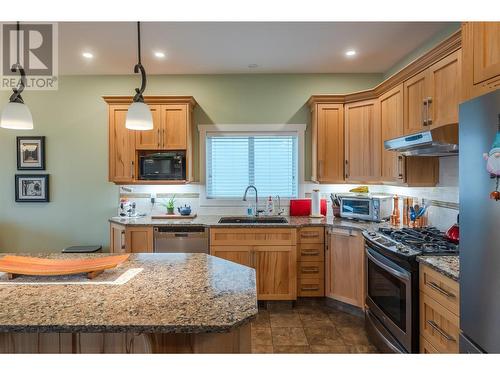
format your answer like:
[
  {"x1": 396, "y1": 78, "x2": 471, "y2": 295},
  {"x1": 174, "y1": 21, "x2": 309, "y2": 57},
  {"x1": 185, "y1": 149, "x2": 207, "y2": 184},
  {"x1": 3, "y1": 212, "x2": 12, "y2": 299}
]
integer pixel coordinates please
[
  {"x1": 417, "y1": 255, "x2": 460, "y2": 281},
  {"x1": 109, "y1": 215, "x2": 391, "y2": 232},
  {"x1": 0, "y1": 253, "x2": 257, "y2": 334}
]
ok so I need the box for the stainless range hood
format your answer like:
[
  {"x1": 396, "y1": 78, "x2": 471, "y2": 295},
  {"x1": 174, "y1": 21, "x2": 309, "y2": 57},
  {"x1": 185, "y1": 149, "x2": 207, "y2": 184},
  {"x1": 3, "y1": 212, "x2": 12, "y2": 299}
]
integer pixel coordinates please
[{"x1": 384, "y1": 124, "x2": 459, "y2": 156}]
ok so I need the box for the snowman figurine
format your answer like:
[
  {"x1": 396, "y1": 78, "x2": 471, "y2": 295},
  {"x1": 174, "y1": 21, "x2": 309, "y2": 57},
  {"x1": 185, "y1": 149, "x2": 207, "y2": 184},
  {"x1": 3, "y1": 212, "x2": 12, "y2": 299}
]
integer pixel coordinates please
[{"x1": 484, "y1": 129, "x2": 500, "y2": 201}]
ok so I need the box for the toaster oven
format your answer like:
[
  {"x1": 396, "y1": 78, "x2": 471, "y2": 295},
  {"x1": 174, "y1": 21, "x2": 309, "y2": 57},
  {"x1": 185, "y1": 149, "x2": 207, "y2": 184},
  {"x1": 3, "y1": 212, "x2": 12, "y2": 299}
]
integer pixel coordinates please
[{"x1": 339, "y1": 194, "x2": 392, "y2": 222}]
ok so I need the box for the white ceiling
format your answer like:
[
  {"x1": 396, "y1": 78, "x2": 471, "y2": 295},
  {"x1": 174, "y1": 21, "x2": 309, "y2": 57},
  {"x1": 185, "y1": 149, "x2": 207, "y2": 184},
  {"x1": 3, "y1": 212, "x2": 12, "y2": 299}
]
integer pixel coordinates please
[{"x1": 58, "y1": 22, "x2": 453, "y2": 75}]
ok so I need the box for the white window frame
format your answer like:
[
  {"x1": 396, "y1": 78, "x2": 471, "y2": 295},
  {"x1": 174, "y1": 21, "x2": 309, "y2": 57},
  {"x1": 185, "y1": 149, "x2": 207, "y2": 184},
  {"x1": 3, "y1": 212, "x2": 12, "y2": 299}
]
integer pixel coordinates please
[{"x1": 198, "y1": 124, "x2": 306, "y2": 207}]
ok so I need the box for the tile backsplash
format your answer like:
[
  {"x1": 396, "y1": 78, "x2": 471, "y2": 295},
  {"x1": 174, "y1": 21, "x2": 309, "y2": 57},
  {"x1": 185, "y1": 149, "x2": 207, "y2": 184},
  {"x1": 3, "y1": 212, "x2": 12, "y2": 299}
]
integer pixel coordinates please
[{"x1": 118, "y1": 156, "x2": 459, "y2": 231}]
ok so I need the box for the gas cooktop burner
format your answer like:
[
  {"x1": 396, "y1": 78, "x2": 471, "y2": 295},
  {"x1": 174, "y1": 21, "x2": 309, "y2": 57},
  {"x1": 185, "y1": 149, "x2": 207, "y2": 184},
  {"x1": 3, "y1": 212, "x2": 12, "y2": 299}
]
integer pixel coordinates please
[{"x1": 377, "y1": 227, "x2": 458, "y2": 254}]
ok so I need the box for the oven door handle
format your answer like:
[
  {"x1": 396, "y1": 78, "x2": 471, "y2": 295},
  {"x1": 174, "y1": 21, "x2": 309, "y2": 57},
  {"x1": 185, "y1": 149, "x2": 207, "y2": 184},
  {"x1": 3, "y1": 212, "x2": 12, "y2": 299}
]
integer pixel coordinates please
[{"x1": 366, "y1": 248, "x2": 410, "y2": 281}]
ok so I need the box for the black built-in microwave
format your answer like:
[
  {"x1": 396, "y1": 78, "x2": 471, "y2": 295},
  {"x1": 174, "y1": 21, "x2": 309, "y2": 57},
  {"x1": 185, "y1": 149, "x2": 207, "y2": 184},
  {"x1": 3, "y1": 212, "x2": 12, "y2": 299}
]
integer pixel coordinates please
[{"x1": 139, "y1": 151, "x2": 186, "y2": 180}]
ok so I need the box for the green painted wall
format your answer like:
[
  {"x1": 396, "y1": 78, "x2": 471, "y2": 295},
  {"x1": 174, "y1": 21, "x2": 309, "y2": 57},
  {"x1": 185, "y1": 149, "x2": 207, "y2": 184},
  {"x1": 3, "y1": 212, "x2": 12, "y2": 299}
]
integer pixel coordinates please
[
  {"x1": 0, "y1": 73, "x2": 382, "y2": 252},
  {"x1": 383, "y1": 23, "x2": 461, "y2": 79}
]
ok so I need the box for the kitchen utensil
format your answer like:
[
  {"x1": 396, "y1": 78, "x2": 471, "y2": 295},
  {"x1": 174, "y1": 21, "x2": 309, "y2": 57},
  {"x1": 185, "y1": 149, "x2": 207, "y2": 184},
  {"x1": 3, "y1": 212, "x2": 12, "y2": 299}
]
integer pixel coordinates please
[
  {"x1": 409, "y1": 206, "x2": 416, "y2": 222},
  {"x1": 445, "y1": 214, "x2": 460, "y2": 244},
  {"x1": 0, "y1": 254, "x2": 130, "y2": 280}
]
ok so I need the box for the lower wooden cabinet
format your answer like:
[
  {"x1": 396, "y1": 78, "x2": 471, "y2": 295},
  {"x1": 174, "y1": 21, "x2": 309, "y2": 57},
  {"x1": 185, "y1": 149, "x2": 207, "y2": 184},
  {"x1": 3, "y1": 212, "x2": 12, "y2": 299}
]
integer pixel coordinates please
[
  {"x1": 210, "y1": 228, "x2": 297, "y2": 301},
  {"x1": 325, "y1": 228, "x2": 365, "y2": 308},
  {"x1": 419, "y1": 264, "x2": 460, "y2": 354},
  {"x1": 109, "y1": 224, "x2": 153, "y2": 253}
]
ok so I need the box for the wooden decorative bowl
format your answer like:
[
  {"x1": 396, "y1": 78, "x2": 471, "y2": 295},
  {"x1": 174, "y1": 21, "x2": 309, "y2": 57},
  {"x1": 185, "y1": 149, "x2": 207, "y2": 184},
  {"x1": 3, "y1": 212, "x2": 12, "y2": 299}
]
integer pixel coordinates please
[{"x1": 0, "y1": 254, "x2": 130, "y2": 280}]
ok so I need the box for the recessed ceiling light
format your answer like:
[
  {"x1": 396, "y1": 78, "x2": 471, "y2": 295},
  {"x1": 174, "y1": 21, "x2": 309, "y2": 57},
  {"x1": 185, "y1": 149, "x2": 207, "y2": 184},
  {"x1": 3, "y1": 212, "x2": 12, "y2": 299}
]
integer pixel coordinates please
[
  {"x1": 248, "y1": 64, "x2": 259, "y2": 68},
  {"x1": 345, "y1": 50, "x2": 357, "y2": 57},
  {"x1": 154, "y1": 51, "x2": 166, "y2": 58},
  {"x1": 82, "y1": 52, "x2": 94, "y2": 59}
]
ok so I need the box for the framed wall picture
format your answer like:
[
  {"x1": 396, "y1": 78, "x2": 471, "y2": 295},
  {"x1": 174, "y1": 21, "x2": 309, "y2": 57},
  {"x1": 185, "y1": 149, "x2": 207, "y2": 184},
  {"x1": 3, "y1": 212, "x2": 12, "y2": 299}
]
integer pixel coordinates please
[
  {"x1": 15, "y1": 174, "x2": 50, "y2": 203},
  {"x1": 17, "y1": 136, "x2": 45, "y2": 170}
]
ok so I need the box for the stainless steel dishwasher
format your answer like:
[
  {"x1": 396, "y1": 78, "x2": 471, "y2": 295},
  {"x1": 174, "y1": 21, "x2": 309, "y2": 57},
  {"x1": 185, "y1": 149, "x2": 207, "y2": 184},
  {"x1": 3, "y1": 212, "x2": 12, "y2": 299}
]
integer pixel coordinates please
[{"x1": 153, "y1": 226, "x2": 209, "y2": 253}]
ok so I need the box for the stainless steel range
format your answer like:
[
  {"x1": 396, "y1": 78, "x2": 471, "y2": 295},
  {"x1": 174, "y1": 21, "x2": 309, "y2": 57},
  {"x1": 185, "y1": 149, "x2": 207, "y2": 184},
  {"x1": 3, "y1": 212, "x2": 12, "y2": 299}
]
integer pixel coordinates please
[{"x1": 363, "y1": 227, "x2": 458, "y2": 353}]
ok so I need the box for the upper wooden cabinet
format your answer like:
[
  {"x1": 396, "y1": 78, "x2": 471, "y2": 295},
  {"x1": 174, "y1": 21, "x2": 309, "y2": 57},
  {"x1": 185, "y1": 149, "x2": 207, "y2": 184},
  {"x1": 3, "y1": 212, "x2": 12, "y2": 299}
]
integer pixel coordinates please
[
  {"x1": 104, "y1": 96, "x2": 196, "y2": 184},
  {"x1": 380, "y1": 84, "x2": 404, "y2": 182},
  {"x1": 344, "y1": 99, "x2": 381, "y2": 183},
  {"x1": 108, "y1": 105, "x2": 136, "y2": 183},
  {"x1": 462, "y1": 22, "x2": 500, "y2": 101},
  {"x1": 404, "y1": 50, "x2": 461, "y2": 134},
  {"x1": 311, "y1": 103, "x2": 344, "y2": 183}
]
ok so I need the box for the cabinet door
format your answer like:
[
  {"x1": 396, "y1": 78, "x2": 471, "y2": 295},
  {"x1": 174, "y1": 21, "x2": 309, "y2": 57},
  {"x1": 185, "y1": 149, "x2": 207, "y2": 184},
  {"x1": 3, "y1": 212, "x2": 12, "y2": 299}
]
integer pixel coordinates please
[
  {"x1": 135, "y1": 105, "x2": 163, "y2": 150},
  {"x1": 110, "y1": 223, "x2": 127, "y2": 253},
  {"x1": 126, "y1": 227, "x2": 153, "y2": 253},
  {"x1": 427, "y1": 50, "x2": 461, "y2": 128},
  {"x1": 403, "y1": 70, "x2": 428, "y2": 135},
  {"x1": 472, "y1": 22, "x2": 500, "y2": 85},
  {"x1": 380, "y1": 84, "x2": 405, "y2": 183},
  {"x1": 325, "y1": 229, "x2": 365, "y2": 308},
  {"x1": 254, "y1": 246, "x2": 296, "y2": 300},
  {"x1": 161, "y1": 104, "x2": 188, "y2": 150},
  {"x1": 315, "y1": 104, "x2": 344, "y2": 183},
  {"x1": 210, "y1": 246, "x2": 253, "y2": 267},
  {"x1": 344, "y1": 100, "x2": 381, "y2": 182},
  {"x1": 109, "y1": 105, "x2": 136, "y2": 183}
]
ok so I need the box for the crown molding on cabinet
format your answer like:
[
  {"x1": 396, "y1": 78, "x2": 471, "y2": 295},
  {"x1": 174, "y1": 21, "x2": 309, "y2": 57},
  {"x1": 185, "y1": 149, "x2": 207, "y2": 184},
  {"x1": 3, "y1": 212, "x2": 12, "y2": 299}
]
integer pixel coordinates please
[
  {"x1": 103, "y1": 95, "x2": 197, "y2": 106},
  {"x1": 308, "y1": 29, "x2": 462, "y2": 107}
]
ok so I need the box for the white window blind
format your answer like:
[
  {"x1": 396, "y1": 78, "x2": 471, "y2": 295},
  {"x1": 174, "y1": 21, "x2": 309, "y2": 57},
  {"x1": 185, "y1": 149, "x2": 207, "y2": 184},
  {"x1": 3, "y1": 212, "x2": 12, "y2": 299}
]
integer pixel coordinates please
[{"x1": 206, "y1": 134, "x2": 298, "y2": 199}]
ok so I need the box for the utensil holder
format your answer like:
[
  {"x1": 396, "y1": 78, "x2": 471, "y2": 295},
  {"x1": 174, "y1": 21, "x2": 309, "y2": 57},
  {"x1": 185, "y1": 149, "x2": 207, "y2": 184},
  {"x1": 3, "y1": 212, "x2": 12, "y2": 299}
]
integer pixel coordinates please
[{"x1": 332, "y1": 205, "x2": 341, "y2": 218}]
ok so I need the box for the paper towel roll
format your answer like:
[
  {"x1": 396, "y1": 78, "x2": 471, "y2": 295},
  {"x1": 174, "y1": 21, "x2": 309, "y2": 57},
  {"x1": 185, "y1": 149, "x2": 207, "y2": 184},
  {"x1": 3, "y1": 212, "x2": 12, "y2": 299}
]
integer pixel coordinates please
[{"x1": 311, "y1": 189, "x2": 321, "y2": 217}]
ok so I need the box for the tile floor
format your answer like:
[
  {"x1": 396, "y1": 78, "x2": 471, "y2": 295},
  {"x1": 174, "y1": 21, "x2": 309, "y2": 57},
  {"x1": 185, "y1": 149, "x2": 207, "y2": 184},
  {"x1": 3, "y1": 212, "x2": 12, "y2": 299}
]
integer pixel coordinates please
[{"x1": 251, "y1": 299, "x2": 380, "y2": 354}]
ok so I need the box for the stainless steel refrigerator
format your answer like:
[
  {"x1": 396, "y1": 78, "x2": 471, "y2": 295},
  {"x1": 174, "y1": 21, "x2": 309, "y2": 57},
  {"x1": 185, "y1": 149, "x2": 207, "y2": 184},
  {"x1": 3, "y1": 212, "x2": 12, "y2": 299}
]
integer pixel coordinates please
[{"x1": 459, "y1": 89, "x2": 500, "y2": 353}]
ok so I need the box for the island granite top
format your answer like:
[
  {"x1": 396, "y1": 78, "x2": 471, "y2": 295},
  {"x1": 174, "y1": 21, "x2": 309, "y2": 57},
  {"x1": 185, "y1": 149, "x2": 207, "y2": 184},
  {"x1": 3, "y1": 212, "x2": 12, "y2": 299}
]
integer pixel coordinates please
[
  {"x1": 0, "y1": 253, "x2": 257, "y2": 334},
  {"x1": 417, "y1": 255, "x2": 459, "y2": 281},
  {"x1": 109, "y1": 215, "x2": 390, "y2": 232}
]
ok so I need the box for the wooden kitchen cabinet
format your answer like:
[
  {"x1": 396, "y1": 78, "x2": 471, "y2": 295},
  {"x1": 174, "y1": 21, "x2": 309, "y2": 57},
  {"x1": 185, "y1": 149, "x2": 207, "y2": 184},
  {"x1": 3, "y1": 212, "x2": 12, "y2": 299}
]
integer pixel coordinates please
[
  {"x1": 419, "y1": 264, "x2": 460, "y2": 354},
  {"x1": 404, "y1": 50, "x2": 461, "y2": 134},
  {"x1": 210, "y1": 228, "x2": 297, "y2": 300},
  {"x1": 326, "y1": 228, "x2": 365, "y2": 308},
  {"x1": 108, "y1": 105, "x2": 136, "y2": 183},
  {"x1": 344, "y1": 99, "x2": 381, "y2": 183},
  {"x1": 462, "y1": 22, "x2": 500, "y2": 101},
  {"x1": 297, "y1": 227, "x2": 325, "y2": 297},
  {"x1": 109, "y1": 223, "x2": 153, "y2": 253},
  {"x1": 311, "y1": 103, "x2": 345, "y2": 183},
  {"x1": 104, "y1": 96, "x2": 196, "y2": 184}
]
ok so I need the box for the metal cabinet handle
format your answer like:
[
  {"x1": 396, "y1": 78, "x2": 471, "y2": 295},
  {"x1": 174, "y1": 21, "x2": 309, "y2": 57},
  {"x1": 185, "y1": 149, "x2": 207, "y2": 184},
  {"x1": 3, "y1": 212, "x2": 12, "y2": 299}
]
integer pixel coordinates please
[
  {"x1": 345, "y1": 160, "x2": 349, "y2": 179},
  {"x1": 422, "y1": 99, "x2": 429, "y2": 126},
  {"x1": 157, "y1": 128, "x2": 160, "y2": 147},
  {"x1": 301, "y1": 250, "x2": 320, "y2": 256},
  {"x1": 301, "y1": 286, "x2": 320, "y2": 291},
  {"x1": 427, "y1": 320, "x2": 455, "y2": 342},
  {"x1": 318, "y1": 160, "x2": 323, "y2": 179},
  {"x1": 301, "y1": 267, "x2": 319, "y2": 274},
  {"x1": 301, "y1": 233, "x2": 320, "y2": 238},
  {"x1": 428, "y1": 281, "x2": 456, "y2": 298},
  {"x1": 426, "y1": 97, "x2": 433, "y2": 125},
  {"x1": 120, "y1": 231, "x2": 126, "y2": 250}
]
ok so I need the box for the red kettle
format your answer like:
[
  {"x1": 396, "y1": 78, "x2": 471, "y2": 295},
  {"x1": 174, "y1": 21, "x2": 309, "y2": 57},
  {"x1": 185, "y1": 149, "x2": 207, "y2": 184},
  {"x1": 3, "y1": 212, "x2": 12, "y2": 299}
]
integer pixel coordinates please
[{"x1": 446, "y1": 214, "x2": 460, "y2": 244}]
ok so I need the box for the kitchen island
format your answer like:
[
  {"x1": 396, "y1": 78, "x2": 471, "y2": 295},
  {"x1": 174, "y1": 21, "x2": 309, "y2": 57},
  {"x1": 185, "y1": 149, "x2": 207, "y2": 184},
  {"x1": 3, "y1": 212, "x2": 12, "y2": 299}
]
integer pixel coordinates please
[{"x1": 0, "y1": 253, "x2": 257, "y2": 353}]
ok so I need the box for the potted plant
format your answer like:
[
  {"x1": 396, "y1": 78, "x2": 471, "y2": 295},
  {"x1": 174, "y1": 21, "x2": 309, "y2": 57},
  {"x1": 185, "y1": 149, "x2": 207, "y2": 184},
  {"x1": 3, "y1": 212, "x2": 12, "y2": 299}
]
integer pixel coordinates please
[{"x1": 162, "y1": 195, "x2": 176, "y2": 215}]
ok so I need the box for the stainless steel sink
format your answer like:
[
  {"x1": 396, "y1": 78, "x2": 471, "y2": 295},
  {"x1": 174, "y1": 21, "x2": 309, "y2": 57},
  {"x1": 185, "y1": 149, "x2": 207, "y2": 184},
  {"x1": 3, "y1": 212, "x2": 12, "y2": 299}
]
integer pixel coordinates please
[{"x1": 218, "y1": 216, "x2": 288, "y2": 224}]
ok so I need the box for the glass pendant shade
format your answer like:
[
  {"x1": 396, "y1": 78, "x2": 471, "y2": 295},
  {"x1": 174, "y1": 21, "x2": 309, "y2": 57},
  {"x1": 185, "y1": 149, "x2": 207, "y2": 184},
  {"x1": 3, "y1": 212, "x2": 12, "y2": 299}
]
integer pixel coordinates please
[
  {"x1": 125, "y1": 101, "x2": 153, "y2": 130},
  {"x1": 0, "y1": 101, "x2": 34, "y2": 130}
]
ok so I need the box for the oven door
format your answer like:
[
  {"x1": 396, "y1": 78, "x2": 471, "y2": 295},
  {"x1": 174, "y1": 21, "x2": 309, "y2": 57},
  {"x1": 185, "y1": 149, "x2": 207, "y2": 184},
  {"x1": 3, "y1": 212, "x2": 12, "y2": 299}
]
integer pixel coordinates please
[
  {"x1": 365, "y1": 246, "x2": 412, "y2": 351},
  {"x1": 340, "y1": 198, "x2": 373, "y2": 221}
]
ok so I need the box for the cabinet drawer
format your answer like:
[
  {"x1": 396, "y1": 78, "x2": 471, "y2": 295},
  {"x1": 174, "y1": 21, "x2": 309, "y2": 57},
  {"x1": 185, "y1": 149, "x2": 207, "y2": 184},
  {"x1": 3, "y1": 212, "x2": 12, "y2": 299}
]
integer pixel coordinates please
[
  {"x1": 297, "y1": 278, "x2": 324, "y2": 297},
  {"x1": 420, "y1": 265, "x2": 459, "y2": 315},
  {"x1": 297, "y1": 261, "x2": 324, "y2": 279},
  {"x1": 420, "y1": 335, "x2": 439, "y2": 354},
  {"x1": 298, "y1": 227, "x2": 324, "y2": 244},
  {"x1": 298, "y1": 244, "x2": 325, "y2": 262},
  {"x1": 420, "y1": 292, "x2": 459, "y2": 353},
  {"x1": 210, "y1": 228, "x2": 296, "y2": 246}
]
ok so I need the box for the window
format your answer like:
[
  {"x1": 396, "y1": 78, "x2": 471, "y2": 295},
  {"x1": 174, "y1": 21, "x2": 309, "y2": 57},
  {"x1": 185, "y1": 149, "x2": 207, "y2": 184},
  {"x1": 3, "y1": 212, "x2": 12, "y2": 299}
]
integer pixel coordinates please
[{"x1": 206, "y1": 133, "x2": 298, "y2": 199}]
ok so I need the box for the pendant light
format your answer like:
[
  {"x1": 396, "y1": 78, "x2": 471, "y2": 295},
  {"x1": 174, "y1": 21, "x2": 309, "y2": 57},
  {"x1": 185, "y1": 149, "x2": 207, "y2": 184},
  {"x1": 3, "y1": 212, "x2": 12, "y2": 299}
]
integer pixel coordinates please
[
  {"x1": 0, "y1": 21, "x2": 33, "y2": 130},
  {"x1": 125, "y1": 22, "x2": 153, "y2": 130}
]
